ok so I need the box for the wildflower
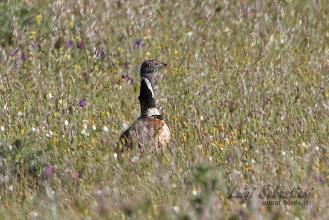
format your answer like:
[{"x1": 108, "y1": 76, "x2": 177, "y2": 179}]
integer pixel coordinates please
[
  {"x1": 3, "y1": 103, "x2": 8, "y2": 111},
  {"x1": 43, "y1": 164, "x2": 54, "y2": 179},
  {"x1": 81, "y1": 129, "x2": 89, "y2": 136},
  {"x1": 113, "y1": 153, "x2": 118, "y2": 159},
  {"x1": 0, "y1": 126, "x2": 4, "y2": 132},
  {"x1": 77, "y1": 40, "x2": 85, "y2": 49},
  {"x1": 92, "y1": 124, "x2": 96, "y2": 131},
  {"x1": 20, "y1": 52, "x2": 27, "y2": 62},
  {"x1": 8, "y1": 185, "x2": 13, "y2": 191},
  {"x1": 68, "y1": 20, "x2": 74, "y2": 29},
  {"x1": 29, "y1": 211, "x2": 39, "y2": 218},
  {"x1": 121, "y1": 74, "x2": 134, "y2": 84},
  {"x1": 172, "y1": 206, "x2": 180, "y2": 213},
  {"x1": 122, "y1": 63, "x2": 129, "y2": 69},
  {"x1": 103, "y1": 126, "x2": 109, "y2": 133},
  {"x1": 133, "y1": 39, "x2": 142, "y2": 48},
  {"x1": 78, "y1": 99, "x2": 87, "y2": 108},
  {"x1": 66, "y1": 40, "x2": 74, "y2": 49},
  {"x1": 29, "y1": 31, "x2": 36, "y2": 40},
  {"x1": 130, "y1": 156, "x2": 139, "y2": 163},
  {"x1": 31, "y1": 41, "x2": 39, "y2": 49},
  {"x1": 35, "y1": 14, "x2": 42, "y2": 25},
  {"x1": 46, "y1": 130, "x2": 53, "y2": 137},
  {"x1": 64, "y1": 120, "x2": 69, "y2": 127},
  {"x1": 187, "y1": 31, "x2": 193, "y2": 37},
  {"x1": 10, "y1": 48, "x2": 19, "y2": 57},
  {"x1": 74, "y1": 64, "x2": 81, "y2": 73}
]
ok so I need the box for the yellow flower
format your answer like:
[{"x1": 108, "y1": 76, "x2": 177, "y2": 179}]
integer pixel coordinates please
[
  {"x1": 75, "y1": 35, "x2": 81, "y2": 42},
  {"x1": 324, "y1": 88, "x2": 329, "y2": 99},
  {"x1": 74, "y1": 64, "x2": 81, "y2": 73},
  {"x1": 29, "y1": 31, "x2": 36, "y2": 40},
  {"x1": 68, "y1": 20, "x2": 75, "y2": 29},
  {"x1": 35, "y1": 14, "x2": 42, "y2": 25}
]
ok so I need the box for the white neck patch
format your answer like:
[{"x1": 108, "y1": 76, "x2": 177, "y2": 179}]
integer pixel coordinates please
[
  {"x1": 145, "y1": 108, "x2": 160, "y2": 117},
  {"x1": 142, "y1": 77, "x2": 154, "y2": 97}
]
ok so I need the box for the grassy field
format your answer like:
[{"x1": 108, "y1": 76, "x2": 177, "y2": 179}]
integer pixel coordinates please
[{"x1": 0, "y1": 0, "x2": 328, "y2": 219}]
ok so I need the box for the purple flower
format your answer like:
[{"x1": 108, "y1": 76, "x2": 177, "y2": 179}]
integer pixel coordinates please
[
  {"x1": 78, "y1": 99, "x2": 87, "y2": 108},
  {"x1": 121, "y1": 74, "x2": 134, "y2": 85},
  {"x1": 122, "y1": 63, "x2": 129, "y2": 69},
  {"x1": 77, "y1": 40, "x2": 85, "y2": 50},
  {"x1": 133, "y1": 39, "x2": 142, "y2": 48},
  {"x1": 43, "y1": 164, "x2": 54, "y2": 179},
  {"x1": 31, "y1": 41, "x2": 39, "y2": 49},
  {"x1": 20, "y1": 53, "x2": 27, "y2": 62},
  {"x1": 66, "y1": 40, "x2": 74, "y2": 49},
  {"x1": 10, "y1": 48, "x2": 19, "y2": 57}
]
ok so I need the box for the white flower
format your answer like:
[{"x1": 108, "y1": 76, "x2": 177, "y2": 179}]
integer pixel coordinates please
[
  {"x1": 103, "y1": 126, "x2": 109, "y2": 133},
  {"x1": 64, "y1": 120, "x2": 69, "y2": 126},
  {"x1": 121, "y1": 123, "x2": 128, "y2": 131},
  {"x1": 46, "y1": 130, "x2": 53, "y2": 137},
  {"x1": 31, "y1": 127, "x2": 36, "y2": 132},
  {"x1": 113, "y1": 153, "x2": 118, "y2": 159},
  {"x1": 29, "y1": 211, "x2": 38, "y2": 218},
  {"x1": 173, "y1": 206, "x2": 180, "y2": 213},
  {"x1": 47, "y1": 93, "x2": 53, "y2": 99},
  {"x1": 3, "y1": 103, "x2": 8, "y2": 111},
  {"x1": 8, "y1": 185, "x2": 13, "y2": 191},
  {"x1": 17, "y1": 111, "x2": 23, "y2": 117},
  {"x1": 92, "y1": 124, "x2": 96, "y2": 131},
  {"x1": 0, "y1": 126, "x2": 4, "y2": 132},
  {"x1": 130, "y1": 156, "x2": 139, "y2": 163},
  {"x1": 81, "y1": 128, "x2": 89, "y2": 137},
  {"x1": 281, "y1": 151, "x2": 286, "y2": 156}
]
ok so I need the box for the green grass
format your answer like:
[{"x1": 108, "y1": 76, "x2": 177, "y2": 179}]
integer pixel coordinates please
[{"x1": 0, "y1": 0, "x2": 328, "y2": 219}]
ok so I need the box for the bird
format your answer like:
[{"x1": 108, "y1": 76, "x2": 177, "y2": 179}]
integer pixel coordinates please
[{"x1": 119, "y1": 60, "x2": 170, "y2": 151}]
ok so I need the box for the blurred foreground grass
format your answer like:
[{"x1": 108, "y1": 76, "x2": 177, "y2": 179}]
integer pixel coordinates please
[{"x1": 0, "y1": 0, "x2": 328, "y2": 219}]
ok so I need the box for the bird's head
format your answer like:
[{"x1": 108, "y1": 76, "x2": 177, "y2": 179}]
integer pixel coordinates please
[{"x1": 140, "y1": 59, "x2": 167, "y2": 81}]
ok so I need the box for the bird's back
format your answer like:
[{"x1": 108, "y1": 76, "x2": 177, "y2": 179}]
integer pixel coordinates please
[{"x1": 120, "y1": 116, "x2": 170, "y2": 150}]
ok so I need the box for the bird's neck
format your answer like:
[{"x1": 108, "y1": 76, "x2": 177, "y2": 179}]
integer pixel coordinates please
[
  {"x1": 139, "y1": 77, "x2": 160, "y2": 117},
  {"x1": 140, "y1": 72, "x2": 154, "y2": 85}
]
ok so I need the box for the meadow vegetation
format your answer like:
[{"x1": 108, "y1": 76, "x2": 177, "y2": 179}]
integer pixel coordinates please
[{"x1": 0, "y1": 0, "x2": 328, "y2": 219}]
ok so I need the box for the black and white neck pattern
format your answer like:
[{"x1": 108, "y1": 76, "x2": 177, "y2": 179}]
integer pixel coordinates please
[{"x1": 138, "y1": 77, "x2": 162, "y2": 119}]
